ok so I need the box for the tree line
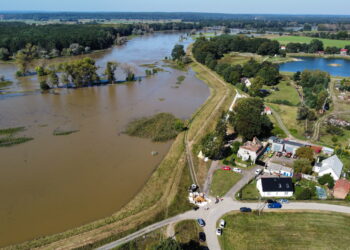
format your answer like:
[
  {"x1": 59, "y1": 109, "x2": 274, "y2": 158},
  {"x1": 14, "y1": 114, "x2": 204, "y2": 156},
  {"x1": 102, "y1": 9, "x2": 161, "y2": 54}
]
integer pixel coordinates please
[
  {"x1": 285, "y1": 38, "x2": 350, "y2": 55},
  {"x1": 0, "y1": 22, "x2": 201, "y2": 61}
]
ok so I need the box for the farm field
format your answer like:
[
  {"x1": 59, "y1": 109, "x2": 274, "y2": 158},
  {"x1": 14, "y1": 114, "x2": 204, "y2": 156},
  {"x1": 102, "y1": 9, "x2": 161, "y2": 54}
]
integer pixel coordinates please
[
  {"x1": 270, "y1": 35, "x2": 350, "y2": 48},
  {"x1": 219, "y1": 212, "x2": 350, "y2": 250}
]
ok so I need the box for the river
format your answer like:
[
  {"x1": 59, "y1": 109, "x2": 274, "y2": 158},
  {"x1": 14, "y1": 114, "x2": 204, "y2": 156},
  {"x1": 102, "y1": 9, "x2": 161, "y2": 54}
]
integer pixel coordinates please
[
  {"x1": 280, "y1": 56, "x2": 350, "y2": 77},
  {"x1": 0, "y1": 32, "x2": 210, "y2": 247}
]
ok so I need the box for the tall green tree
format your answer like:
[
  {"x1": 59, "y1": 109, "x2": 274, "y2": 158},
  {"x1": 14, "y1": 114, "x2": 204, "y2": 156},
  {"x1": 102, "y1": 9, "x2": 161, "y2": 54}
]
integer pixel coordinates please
[
  {"x1": 171, "y1": 44, "x2": 185, "y2": 60},
  {"x1": 104, "y1": 61, "x2": 119, "y2": 83},
  {"x1": 231, "y1": 97, "x2": 272, "y2": 140}
]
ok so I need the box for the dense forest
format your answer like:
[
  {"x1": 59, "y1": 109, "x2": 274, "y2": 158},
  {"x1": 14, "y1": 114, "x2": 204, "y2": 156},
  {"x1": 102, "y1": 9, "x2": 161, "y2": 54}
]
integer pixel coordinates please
[{"x1": 0, "y1": 22, "x2": 201, "y2": 60}]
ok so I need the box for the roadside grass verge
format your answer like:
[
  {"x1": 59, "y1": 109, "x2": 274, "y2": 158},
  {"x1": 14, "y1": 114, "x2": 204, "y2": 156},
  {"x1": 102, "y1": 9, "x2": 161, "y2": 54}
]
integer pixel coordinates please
[
  {"x1": 115, "y1": 227, "x2": 166, "y2": 250},
  {"x1": 53, "y1": 130, "x2": 79, "y2": 136},
  {"x1": 236, "y1": 180, "x2": 260, "y2": 200},
  {"x1": 125, "y1": 113, "x2": 184, "y2": 142},
  {"x1": 175, "y1": 220, "x2": 205, "y2": 249},
  {"x1": 219, "y1": 212, "x2": 350, "y2": 250},
  {"x1": 210, "y1": 170, "x2": 242, "y2": 197}
]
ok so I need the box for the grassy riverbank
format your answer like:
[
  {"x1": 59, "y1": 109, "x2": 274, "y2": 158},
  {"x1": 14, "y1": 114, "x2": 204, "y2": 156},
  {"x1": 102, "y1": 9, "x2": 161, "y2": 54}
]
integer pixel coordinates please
[{"x1": 219, "y1": 212, "x2": 350, "y2": 250}]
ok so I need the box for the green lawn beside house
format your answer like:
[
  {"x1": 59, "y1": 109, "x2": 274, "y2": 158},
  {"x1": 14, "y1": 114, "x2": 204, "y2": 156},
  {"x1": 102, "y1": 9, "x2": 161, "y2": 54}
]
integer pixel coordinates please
[
  {"x1": 210, "y1": 170, "x2": 242, "y2": 197},
  {"x1": 219, "y1": 212, "x2": 350, "y2": 250}
]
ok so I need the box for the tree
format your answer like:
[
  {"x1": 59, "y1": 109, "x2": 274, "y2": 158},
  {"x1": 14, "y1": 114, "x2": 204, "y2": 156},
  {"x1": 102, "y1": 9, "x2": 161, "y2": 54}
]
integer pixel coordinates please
[
  {"x1": 122, "y1": 64, "x2": 136, "y2": 81},
  {"x1": 231, "y1": 97, "x2": 272, "y2": 140},
  {"x1": 171, "y1": 44, "x2": 185, "y2": 61},
  {"x1": 48, "y1": 70, "x2": 59, "y2": 87},
  {"x1": 40, "y1": 79, "x2": 51, "y2": 90},
  {"x1": 257, "y1": 65, "x2": 280, "y2": 85},
  {"x1": 318, "y1": 174, "x2": 334, "y2": 189},
  {"x1": 200, "y1": 132, "x2": 225, "y2": 159},
  {"x1": 293, "y1": 71, "x2": 301, "y2": 82},
  {"x1": 0, "y1": 48, "x2": 10, "y2": 61},
  {"x1": 308, "y1": 39, "x2": 324, "y2": 53},
  {"x1": 293, "y1": 158, "x2": 312, "y2": 174},
  {"x1": 295, "y1": 147, "x2": 314, "y2": 162},
  {"x1": 104, "y1": 61, "x2": 119, "y2": 83},
  {"x1": 297, "y1": 106, "x2": 310, "y2": 120},
  {"x1": 295, "y1": 187, "x2": 313, "y2": 200},
  {"x1": 153, "y1": 238, "x2": 183, "y2": 250},
  {"x1": 249, "y1": 76, "x2": 264, "y2": 97}
]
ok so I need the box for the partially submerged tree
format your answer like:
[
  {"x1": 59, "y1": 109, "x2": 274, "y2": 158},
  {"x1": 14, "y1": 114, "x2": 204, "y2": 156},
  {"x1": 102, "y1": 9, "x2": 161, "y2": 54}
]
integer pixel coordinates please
[
  {"x1": 122, "y1": 63, "x2": 136, "y2": 81},
  {"x1": 171, "y1": 44, "x2": 185, "y2": 61},
  {"x1": 104, "y1": 61, "x2": 119, "y2": 83}
]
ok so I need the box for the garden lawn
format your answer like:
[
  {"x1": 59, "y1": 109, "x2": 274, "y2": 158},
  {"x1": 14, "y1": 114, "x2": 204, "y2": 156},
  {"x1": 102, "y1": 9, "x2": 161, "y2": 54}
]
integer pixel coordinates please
[
  {"x1": 175, "y1": 220, "x2": 202, "y2": 245},
  {"x1": 271, "y1": 35, "x2": 350, "y2": 48},
  {"x1": 265, "y1": 80, "x2": 300, "y2": 106},
  {"x1": 219, "y1": 212, "x2": 350, "y2": 250},
  {"x1": 238, "y1": 180, "x2": 260, "y2": 200},
  {"x1": 210, "y1": 170, "x2": 242, "y2": 197}
]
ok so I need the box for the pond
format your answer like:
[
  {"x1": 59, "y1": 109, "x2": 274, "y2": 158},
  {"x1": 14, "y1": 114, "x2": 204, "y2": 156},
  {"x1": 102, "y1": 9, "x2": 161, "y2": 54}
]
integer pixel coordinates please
[
  {"x1": 280, "y1": 57, "x2": 350, "y2": 77},
  {"x1": 0, "y1": 32, "x2": 210, "y2": 247}
]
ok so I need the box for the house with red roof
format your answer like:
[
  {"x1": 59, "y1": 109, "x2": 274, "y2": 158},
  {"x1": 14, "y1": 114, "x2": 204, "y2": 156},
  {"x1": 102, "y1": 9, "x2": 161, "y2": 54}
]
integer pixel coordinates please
[
  {"x1": 340, "y1": 49, "x2": 348, "y2": 56},
  {"x1": 333, "y1": 179, "x2": 350, "y2": 199}
]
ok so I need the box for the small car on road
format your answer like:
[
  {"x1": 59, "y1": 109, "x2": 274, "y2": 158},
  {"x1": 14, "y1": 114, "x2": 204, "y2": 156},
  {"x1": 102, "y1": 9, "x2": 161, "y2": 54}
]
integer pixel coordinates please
[
  {"x1": 268, "y1": 202, "x2": 282, "y2": 209},
  {"x1": 279, "y1": 199, "x2": 289, "y2": 204},
  {"x1": 219, "y1": 219, "x2": 226, "y2": 228},
  {"x1": 216, "y1": 228, "x2": 222, "y2": 236},
  {"x1": 255, "y1": 169, "x2": 261, "y2": 175},
  {"x1": 233, "y1": 168, "x2": 242, "y2": 173},
  {"x1": 199, "y1": 232, "x2": 206, "y2": 242},
  {"x1": 221, "y1": 166, "x2": 231, "y2": 171},
  {"x1": 240, "y1": 207, "x2": 252, "y2": 213},
  {"x1": 197, "y1": 218, "x2": 206, "y2": 227}
]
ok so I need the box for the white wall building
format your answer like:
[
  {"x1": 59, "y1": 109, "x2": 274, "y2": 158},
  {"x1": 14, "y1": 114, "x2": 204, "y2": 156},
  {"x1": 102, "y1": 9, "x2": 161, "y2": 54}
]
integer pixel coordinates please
[
  {"x1": 314, "y1": 155, "x2": 343, "y2": 181},
  {"x1": 237, "y1": 137, "x2": 263, "y2": 163},
  {"x1": 257, "y1": 177, "x2": 294, "y2": 197}
]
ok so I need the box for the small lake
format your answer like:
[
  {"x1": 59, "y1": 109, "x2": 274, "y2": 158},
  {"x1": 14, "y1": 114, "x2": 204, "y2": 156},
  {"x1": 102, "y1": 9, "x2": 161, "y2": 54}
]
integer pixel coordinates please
[
  {"x1": 0, "y1": 32, "x2": 210, "y2": 247},
  {"x1": 280, "y1": 57, "x2": 350, "y2": 77}
]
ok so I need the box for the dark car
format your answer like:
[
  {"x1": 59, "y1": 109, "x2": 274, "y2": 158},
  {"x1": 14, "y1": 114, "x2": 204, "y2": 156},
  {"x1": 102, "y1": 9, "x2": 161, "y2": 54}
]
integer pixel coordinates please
[
  {"x1": 240, "y1": 207, "x2": 252, "y2": 213},
  {"x1": 268, "y1": 202, "x2": 282, "y2": 209},
  {"x1": 266, "y1": 199, "x2": 277, "y2": 204},
  {"x1": 192, "y1": 206, "x2": 199, "y2": 211},
  {"x1": 197, "y1": 218, "x2": 206, "y2": 227},
  {"x1": 199, "y1": 232, "x2": 206, "y2": 242}
]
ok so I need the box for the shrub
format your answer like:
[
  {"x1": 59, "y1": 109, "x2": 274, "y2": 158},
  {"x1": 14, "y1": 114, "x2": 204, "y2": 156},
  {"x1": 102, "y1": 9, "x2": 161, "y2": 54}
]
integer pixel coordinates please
[
  {"x1": 318, "y1": 174, "x2": 334, "y2": 189},
  {"x1": 295, "y1": 187, "x2": 313, "y2": 200}
]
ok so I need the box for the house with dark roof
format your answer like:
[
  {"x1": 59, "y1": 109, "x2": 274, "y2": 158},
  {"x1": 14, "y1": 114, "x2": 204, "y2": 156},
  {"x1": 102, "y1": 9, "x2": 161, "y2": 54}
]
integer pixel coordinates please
[{"x1": 257, "y1": 177, "x2": 294, "y2": 197}]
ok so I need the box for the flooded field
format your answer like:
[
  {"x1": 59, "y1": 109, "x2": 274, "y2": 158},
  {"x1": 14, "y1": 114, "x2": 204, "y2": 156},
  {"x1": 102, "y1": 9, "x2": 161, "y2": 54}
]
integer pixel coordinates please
[{"x1": 0, "y1": 33, "x2": 210, "y2": 246}]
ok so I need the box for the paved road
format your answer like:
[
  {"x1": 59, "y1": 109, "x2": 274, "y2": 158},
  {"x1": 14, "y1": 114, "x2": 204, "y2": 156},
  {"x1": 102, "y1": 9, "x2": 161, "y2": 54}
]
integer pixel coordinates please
[
  {"x1": 98, "y1": 197, "x2": 350, "y2": 250},
  {"x1": 203, "y1": 161, "x2": 220, "y2": 194},
  {"x1": 226, "y1": 166, "x2": 260, "y2": 199}
]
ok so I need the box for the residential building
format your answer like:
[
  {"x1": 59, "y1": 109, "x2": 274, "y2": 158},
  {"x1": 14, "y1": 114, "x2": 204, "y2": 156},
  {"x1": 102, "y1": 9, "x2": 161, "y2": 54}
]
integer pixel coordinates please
[
  {"x1": 263, "y1": 106, "x2": 272, "y2": 115},
  {"x1": 265, "y1": 162, "x2": 294, "y2": 177},
  {"x1": 313, "y1": 155, "x2": 343, "y2": 180},
  {"x1": 340, "y1": 49, "x2": 348, "y2": 56},
  {"x1": 237, "y1": 137, "x2": 263, "y2": 163},
  {"x1": 280, "y1": 45, "x2": 286, "y2": 50},
  {"x1": 333, "y1": 179, "x2": 350, "y2": 199},
  {"x1": 284, "y1": 140, "x2": 304, "y2": 154},
  {"x1": 270, "y1": 137, "x2": 284, "y2": 152},
  {"x1": 241, "y1": 77, "x2": 252, "y2": 88},
  {"x1": 257, "y1": 177, "x2": 294, "y2": 197}
]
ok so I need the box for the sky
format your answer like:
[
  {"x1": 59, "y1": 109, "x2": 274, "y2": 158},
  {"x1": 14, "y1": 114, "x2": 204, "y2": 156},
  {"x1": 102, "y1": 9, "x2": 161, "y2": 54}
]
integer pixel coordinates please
[{"x1": 1, "y1": 0, "x2": 350, "y2": 15}]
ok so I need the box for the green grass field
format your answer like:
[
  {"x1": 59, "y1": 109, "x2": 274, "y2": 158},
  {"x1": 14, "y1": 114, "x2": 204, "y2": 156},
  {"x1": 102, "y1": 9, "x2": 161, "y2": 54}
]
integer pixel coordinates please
[
  {"x1": 237, "y1": 180, "x2": 260, "y2": 200},
  {"x1": 271, "y1": 35, "x2": 350, "y2": 48},
  {"x1": 219, "y1": 52, "x2": 294, "y2": 66},
  {"x1": 116, "y1": 228, "x2": 165, "y2": 250},
  {"x1": 210, "y1": 170, "x2": 242, "y2": 197},
  {"x1": 265, "y1": 80, "x2": 300, "y2": 106},
  {"x1": 219, "y1": 212, "x2": 350, "y2": 250},
  {"x1": 175, "y1": 220, "x2": 203, "y2": 246}
]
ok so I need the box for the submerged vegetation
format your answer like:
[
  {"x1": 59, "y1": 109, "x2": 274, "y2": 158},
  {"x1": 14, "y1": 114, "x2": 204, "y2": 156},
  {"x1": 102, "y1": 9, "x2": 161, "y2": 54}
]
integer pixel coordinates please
[
  {"x1": 125, "y1": 113, "x2": 186, "y2": 142},
  {"x1": 0, "y1": 126, "x2": 33, "y2": 147},
  {"x1": 53, "y1": 129, "x2": 79, "y2": 136}
]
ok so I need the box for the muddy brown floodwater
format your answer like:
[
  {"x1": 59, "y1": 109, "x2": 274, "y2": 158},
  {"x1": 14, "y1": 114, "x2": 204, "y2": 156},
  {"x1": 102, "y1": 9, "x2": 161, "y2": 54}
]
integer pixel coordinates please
[{"x1": 0, "y1": 32, "x2": 209, "y2": 247}]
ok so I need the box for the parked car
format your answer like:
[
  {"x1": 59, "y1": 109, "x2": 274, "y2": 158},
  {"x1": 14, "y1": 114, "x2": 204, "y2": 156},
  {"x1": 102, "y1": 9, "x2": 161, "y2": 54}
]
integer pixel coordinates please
[
  {"x1": 197, "y1": 218, "x2": 206, "y2": 227},
  {"x1": 240, "y1": 207, "x2": 252, "y2": 213},
  {"x1": 268, "y1": 202, "x2": 282, "y2": 209},
  {"x1": 233, "y1": 168, "x2": 242, "y2": 173},
  {"x1": 266, "y1": 199, "x2": 277, "y2": 204},
  {"x1": 255, "y1": 169, "x2": 261, "y2": 175},
  {"x1": 219, "y1": 219, "x2": 226, "y2": 228},
  {"x1": 216, "y1": 228, "x2": 222, "y2": 236},
  {"x1": 276, "y1": 152, "x2": 282, "y2": 157},
  {"x1": 279, "y1": 199, "x2": 289, "y2": 204},
  {"x1": 199, "y1": 232, "x2": 206, "y2": 242},
  {"x1": 222, "y1": 166, "x2": 231, "y2": 171},
  {"x1": 192, "y1": 205, "x2": 199, "y2": 211}
]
